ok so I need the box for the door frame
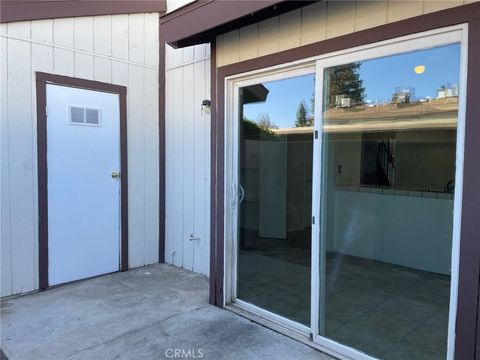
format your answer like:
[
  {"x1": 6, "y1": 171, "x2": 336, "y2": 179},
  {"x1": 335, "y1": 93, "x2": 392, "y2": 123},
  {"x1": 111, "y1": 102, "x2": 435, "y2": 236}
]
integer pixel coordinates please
[
  {"x1": 36, "y1": 72, "x2": 129, "y2": 290},
  {"x1": 223, "y1": 24, "x2": 468, "y2": 360}
]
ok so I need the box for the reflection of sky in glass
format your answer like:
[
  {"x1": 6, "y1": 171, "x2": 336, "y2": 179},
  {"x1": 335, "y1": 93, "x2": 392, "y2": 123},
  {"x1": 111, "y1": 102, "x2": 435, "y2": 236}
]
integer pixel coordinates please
[
  {"x1": 243, "y1": 43, "x2": 460, "y2": 128},
  {"x1": 243, "y1": 74, "x2": 315, "y2": 129},
  {"x1": 361, "y1": 43, "x2": 460, "y2": 102}
]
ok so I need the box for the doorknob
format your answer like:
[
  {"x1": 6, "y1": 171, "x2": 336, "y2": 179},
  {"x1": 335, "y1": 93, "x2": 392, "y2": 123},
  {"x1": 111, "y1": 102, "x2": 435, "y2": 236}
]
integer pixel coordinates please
[{"x1": 111, "y1": 171, "x2": 120, "y2": 179}]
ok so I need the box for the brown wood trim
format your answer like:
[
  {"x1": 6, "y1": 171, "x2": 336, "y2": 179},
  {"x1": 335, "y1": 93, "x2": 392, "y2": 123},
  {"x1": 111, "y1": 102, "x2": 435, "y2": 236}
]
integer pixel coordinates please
[
  {"x1": 36, "y1": 77, "x2": 49, "y2": 290},
  {"x1": 160, "y1": 0, "x2": 214, "y2": 23},
  {"x1": 162, "y1": 0, "x2": 315, "y2": 48},
  {"x1": 1, "y1": 0, "x2": 166, "y2": 23},
  {"x1": 210, "y1": 3, "x2": 480, "y2": 356},
  {"x1": 119, "y1": 92, "x2": 129, "y2": 272},
  {"x1": 36, "y1": 72, "x2": 129, "y2": 289},
  {"x1": 158, "y1": 28, "x2": 166, "y2": 263},
  {"x1": 456, "y1": 18, "x2": 480, "y2": 360},
  {"x1": 209, "y1": 39, "x2": 218, "y2": 305}
]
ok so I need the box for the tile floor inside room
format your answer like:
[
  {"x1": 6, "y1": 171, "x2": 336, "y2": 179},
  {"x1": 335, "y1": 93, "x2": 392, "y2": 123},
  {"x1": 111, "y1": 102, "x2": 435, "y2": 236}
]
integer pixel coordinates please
[{"x1": 238, "y1": 241, "x2": 451, "y2": 360}]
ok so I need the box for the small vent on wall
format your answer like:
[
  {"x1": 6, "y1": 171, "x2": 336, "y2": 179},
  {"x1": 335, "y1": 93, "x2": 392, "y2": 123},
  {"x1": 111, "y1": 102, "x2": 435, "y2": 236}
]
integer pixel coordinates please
[
  {"x1": 70, "y1": 107, "x2": 85, "y2": 123},
  {"x1": 68, "y1": 106, "x2": 101, "y2": 126},
  {"x1": 86, "y1": 108, "x2": 100, "y2": 125}
]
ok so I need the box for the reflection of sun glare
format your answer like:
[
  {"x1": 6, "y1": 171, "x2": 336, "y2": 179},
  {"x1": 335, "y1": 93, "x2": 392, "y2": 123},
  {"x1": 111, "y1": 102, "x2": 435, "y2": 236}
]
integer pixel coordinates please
[{"x1": 415, "y1": 65, "x2": 426, "y2": 74}]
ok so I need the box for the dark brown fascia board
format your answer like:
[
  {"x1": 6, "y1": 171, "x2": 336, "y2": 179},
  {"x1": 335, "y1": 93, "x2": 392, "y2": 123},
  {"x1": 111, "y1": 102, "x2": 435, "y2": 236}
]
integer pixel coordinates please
[
  {"x1": 1, "y1": 0, "x2": 167, "y2": 23},
  {"x1": 161, "y1": 0, "x2": 316, "y2": 48}
]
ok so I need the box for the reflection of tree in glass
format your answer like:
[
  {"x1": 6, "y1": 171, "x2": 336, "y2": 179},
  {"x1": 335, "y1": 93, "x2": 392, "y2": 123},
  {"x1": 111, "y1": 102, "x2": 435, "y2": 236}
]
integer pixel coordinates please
[
  {"x1": 256, "y1": 113, "x2": 279, "y2": 130},
  {"x1": 295, "y1": 100, "x2": 314, "y2": 127},
  {"x1": 242, "y1": 116, "x2": 277, "y2": 140},
  {"x1": 328, "y1": 63, "x2": 365, "y2": 108}
]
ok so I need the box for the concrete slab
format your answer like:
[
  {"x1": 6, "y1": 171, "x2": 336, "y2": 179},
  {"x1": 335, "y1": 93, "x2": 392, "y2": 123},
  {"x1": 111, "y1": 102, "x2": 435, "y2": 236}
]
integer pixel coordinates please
[{"x1": 1, "y1": 264, "x2": 332, "y2": 360}]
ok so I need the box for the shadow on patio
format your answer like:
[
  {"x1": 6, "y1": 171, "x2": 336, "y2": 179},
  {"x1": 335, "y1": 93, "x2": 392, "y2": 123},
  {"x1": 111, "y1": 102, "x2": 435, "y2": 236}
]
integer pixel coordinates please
[{"x1": 0, "y1": 264, "x2": 331, "y2": 360}]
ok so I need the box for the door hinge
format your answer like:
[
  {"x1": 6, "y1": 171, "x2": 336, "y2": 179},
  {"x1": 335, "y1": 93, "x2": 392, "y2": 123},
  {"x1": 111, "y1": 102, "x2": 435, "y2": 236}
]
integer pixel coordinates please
[
  {"x1": 312, "y1": 216, "x2": 315, "y2": 225},
  {"x1": 45, "y1": 106, "x2": 48, "y2": 117},
  {"x1": 314, "y1": 130, "x2": 318, "y2": 139}
]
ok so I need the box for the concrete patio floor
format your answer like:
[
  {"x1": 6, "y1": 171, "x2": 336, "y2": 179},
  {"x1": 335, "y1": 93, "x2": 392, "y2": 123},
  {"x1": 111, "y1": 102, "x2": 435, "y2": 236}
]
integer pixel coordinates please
[{"x1": 0, "y1": 264, "x2": 332, "y2": 360}]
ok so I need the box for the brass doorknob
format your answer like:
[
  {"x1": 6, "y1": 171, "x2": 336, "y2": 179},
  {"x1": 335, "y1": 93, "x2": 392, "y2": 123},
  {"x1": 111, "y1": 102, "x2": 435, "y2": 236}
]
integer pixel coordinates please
[{"x1": 111, "y1": 171, "x2": 120, "y2": 179}]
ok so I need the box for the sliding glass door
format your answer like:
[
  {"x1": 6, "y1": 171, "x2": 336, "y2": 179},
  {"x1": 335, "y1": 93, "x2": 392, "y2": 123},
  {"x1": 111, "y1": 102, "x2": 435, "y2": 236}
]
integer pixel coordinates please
[
  {"x1": 312, "y1": 33, "x2": 464, "y2": 360},
  {"x1": 229, "y1": 26, "x2": 466, "y2": 360},
  {"x1": 236, "y1": 71, "x2": 315, "y2": 326}
]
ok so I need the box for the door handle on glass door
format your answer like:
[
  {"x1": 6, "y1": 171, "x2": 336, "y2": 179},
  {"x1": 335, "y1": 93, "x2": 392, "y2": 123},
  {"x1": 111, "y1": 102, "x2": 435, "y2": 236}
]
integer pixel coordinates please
[
  {"x1": 239, "y1": 184, "x2": 245, "y2": 205},
  {"x1": 111, "y1": 171, "x2": 120, "y2": 179}
]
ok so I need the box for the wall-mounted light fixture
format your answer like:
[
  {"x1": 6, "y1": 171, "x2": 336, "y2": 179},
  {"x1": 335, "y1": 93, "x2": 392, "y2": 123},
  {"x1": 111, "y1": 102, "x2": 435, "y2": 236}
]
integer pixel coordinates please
[{"x1": 201, "y1": 99, "x2": 211, "y2": 115}]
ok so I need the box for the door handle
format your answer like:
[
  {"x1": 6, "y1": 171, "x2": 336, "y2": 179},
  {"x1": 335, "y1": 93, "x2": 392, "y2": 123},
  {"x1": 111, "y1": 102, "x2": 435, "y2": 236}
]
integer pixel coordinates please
[
  {"x1": 111, "y1": 171, "x2": 120, "y2": 179},
  {"x1": 239, "y1": 184, "x2": 245, "y2": 205}
]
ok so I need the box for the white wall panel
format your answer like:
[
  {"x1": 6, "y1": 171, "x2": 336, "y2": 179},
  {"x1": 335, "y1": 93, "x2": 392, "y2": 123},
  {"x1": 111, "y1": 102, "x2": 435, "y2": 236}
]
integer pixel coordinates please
[
  {"x1": 53, "y1": 48, "x2": 74, "y2": 77},
  {"x1": 182, "y1": 64, "x2": 195, "y2": 271},
  {"x1": 144, "y1": 67, "x2": 160, "y2": 265},
  {"x1": 112, "y1": 15, "x2": 129, "y2": 60},
  {"x1": 74, "y1": 17, "x2": 93, "y2": 51},
  {"x1": 127, "y1": 64, "x2": 146, "y2": 269},
  {"x1": 93, "y1": 57, "x2": 112, "y2": 83},
  {"x1": 1, "y1": 36, "x2": 12, "y2": 296},
  {"x1": 6, "y1": 38, "x2": 35, "y2": 294},
  {"x1": 93, "y1": 15, "x2": 112, "y2": 56},
  {"x1": 31, "y1": 20, "x2": 53, "y2": 43},
  {"x1": 192, "y1": 60, "x2": 210, "y2": 275},
  {"x1": 1, "y1": 13, "x2": 160, "y2": 296},
  {"x1": 128, "y1": 14, "x2": 145, "y2": 64},
  {"x1": 165, "y1": 44, "x2": 211, "y2": 276},
  {"x1": 74, "y1": 53, "x2": 94, "y2": 80},
  {"x1": 145, "y1": 13, "x2": 160, "y2": 67},
  {"x1": 53, "y1": 18, "x2": 74, "y2": 47}
]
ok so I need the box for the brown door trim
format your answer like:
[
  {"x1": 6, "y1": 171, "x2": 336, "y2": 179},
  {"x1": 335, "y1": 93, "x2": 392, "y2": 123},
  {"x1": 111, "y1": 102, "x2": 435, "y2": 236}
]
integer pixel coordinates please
[
  {"x1": 36, "y1": 72, "x2": 129, "y2": 290},
  {"x1": 210, "y1": 3, "x2": 480, "y2": 358}
]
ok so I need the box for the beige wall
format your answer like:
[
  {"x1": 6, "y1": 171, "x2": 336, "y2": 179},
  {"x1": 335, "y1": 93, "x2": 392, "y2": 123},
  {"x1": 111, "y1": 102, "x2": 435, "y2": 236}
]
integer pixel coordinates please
[
  {"x1": 0, "y1": 13, "x2": 160, "y2": 296},
  {"x1": 216, "y1": 0, "x2": 477, "y2": 67}
]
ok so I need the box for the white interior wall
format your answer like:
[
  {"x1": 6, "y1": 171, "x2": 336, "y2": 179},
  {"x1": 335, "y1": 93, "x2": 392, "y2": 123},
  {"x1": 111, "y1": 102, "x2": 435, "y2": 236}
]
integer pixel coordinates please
[
  {"x1": 333, "y1": 190, "x2": 454, "y2": 274},
  {"x1": 165, "y1": 43, "x2": 211, "y2": 276},
  {"x1": 0, "y1": 13, "x2": 160, "y2": 297}
]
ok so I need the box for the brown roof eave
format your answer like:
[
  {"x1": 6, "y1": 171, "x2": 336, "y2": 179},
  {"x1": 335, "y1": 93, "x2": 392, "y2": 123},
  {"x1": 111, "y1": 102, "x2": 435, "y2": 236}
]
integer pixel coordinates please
[{"x1": 161, "y1": 0, "x2": 316, "y2": 48}]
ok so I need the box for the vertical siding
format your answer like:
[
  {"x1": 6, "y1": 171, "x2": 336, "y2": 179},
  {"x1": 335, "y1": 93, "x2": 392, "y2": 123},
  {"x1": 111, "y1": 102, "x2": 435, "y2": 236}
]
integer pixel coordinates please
[
  {"x1": 216, "y1": 0, "x2": 475, "y2": 66},
  {"x1": 0, "y1": 13, "x2": 160, "y2": 297},
  {"x1": 165, "y1": 44, "x2": 211, "y2": 276}
]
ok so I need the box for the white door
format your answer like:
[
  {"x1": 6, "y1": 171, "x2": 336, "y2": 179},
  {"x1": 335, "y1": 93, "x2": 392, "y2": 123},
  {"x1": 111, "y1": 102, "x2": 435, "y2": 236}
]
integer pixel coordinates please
[{"x1": 47, "y1": 84, "x2": 121, "y2": 286}]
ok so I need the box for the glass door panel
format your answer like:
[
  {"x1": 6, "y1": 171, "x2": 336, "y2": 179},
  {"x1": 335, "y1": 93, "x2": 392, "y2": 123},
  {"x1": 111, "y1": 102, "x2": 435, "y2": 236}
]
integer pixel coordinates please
[
  {"x1": 237, "y1": 73, "x2": 315, "y2": 326},
  {"x1": 317, "y1": 43, "x2": 461, "y2": 359}
]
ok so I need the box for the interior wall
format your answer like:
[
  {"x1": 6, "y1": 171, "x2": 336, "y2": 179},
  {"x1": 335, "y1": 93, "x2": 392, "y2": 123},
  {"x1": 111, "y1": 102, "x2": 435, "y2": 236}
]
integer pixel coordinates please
[
  {"x1": 394, "y1": 130, "x2": 456, "y2": 191},
  {"x1": 333, "y1": 190, "x2": 454, "y2": 274},
  {"x1": 215, "y1": 0, "x2": 477, "y2": 67},
  {"x1": 164, "y1": 42, "x2": 211, "y2": 276},
  {"x1": 334, "y1": 130, "x2": 457, "y2": 190},
  {"x1": 0, "y1": 13, "x2": 160, "y2": 296}
]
